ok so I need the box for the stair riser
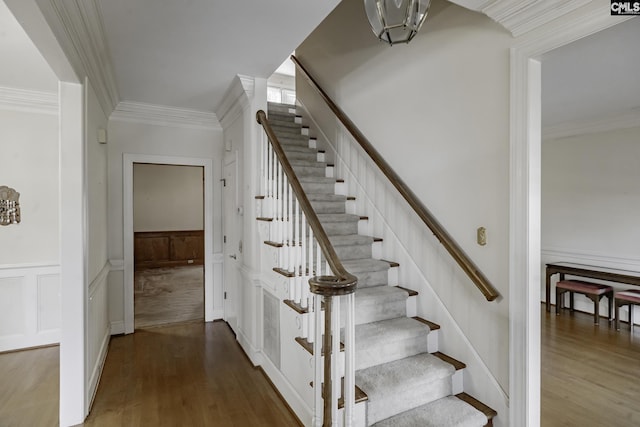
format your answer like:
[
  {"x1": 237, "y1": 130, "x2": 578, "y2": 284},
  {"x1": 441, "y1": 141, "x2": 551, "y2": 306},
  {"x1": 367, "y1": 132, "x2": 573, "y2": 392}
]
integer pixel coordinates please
[
  {"x1": 270, "y1": 119, "x2": 300, "y2": 129},
  {"x1": 268, "y1": 112, "x2": 297, "y2": 122},
  {"x1": 272, "y1": 125, "x2": 304, "y2": 136},
  {"x1": 309, "y1": 201, "x2": 345, "y2": 214},
  {"x1": 267, "y1": 104, "x2": 296, "y2": 114},
  {"x1": 367, "y1": 378, "x2": 453, "y2": 425},
  {"x1": 301, "y1": 181, "x2": 336, "y2": 195},
  {"x1": 321, "y1": 221, "x2": 359, "y2": 235},
  {"x1": 285, "y1": 151, "x2": 318, "y2": 161},
  {"x1": 356, "y1": 338, "x2": 429, "y2": 371},
  {"x1": 292, "y1": 166, "x2": 326, "y2": 178},
  {"x1": 353, "y1": 299, "x2": 406, "y2": 325},
  {"x1": 334, "y1": 244, "x2": 372, "y2": 261},
  {"x1": 353, "y1": 270, "x2": 389, "y2": 288}
]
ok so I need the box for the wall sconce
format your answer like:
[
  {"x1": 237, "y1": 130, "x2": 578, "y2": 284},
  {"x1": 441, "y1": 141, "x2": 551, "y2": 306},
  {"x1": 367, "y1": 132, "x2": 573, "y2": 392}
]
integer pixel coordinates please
[{"x1": 0, "y1": 186, "x2": 21, "y2": 225}]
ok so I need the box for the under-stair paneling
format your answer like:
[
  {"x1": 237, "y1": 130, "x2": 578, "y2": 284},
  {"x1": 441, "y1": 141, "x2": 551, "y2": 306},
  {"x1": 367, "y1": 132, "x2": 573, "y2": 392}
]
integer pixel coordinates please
[{"x1": 0, "y1": 264, "x2": 60, "y2": 352}]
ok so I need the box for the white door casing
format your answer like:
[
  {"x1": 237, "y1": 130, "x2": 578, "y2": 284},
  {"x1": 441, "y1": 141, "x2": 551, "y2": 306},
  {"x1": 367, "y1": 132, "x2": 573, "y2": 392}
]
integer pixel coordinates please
[
  {"x1": 223, "y1": 153, "x2": 240, "y2": 332},
  {"x1": 123, "y1": 154, "x2": 214, "y2": 334}
]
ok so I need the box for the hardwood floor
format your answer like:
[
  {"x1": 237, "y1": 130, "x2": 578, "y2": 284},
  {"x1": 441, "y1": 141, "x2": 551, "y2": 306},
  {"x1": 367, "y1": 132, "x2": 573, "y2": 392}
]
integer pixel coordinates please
[
  {"x1": 0, "y1": 322, "x2": 300, "y2": 427},
  {"x1": 0, "y1": 345, "x2": 59, "y2": 426},
  {"x1": 5, "y1": 308, "x2": 640, "y2": 426},
  {"x1": 84, "y1": 321, "x2": 301, "y2": 426},
  {"x1": 541, "y1": 304, "x2": 640, "y2": 426}
]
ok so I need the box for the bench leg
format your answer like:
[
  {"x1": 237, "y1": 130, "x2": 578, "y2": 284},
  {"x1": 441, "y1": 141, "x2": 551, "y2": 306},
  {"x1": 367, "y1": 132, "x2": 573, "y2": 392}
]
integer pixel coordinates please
[
  {"x1": 593, "y1": 295, "x2": 600, "y2": 325},
  {"x1": 607, "y1": 292, "x2": 613, "y2": 322},
  {"x1": 631, "y1": 305, "x2": 634, "y2": 332},
  {"x1": 616, "y1": 300, "x2": 621, "y2": 331},
  {"x1": 570, "y1": 291, "x2": 575, "y2": 312}
]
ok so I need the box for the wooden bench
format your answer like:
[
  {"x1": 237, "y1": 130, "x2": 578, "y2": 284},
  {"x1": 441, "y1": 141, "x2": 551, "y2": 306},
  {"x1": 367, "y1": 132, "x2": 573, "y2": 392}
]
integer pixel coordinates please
[
  {"x1": 555, "y1": 280, "x2": 613, "y2": 325},
  {"x1": 614, "y1": 289, "x2": 640, "y2": 331}
]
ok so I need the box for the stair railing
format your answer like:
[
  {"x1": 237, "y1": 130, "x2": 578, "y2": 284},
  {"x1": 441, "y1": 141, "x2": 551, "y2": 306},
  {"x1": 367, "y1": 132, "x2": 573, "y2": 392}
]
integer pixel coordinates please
[
  {"x1": 256, "y1": 109, "x2": 357, "y2": 427},
  {"x1": 291, "y1": 55, "x2": 500, "y2": 302}
]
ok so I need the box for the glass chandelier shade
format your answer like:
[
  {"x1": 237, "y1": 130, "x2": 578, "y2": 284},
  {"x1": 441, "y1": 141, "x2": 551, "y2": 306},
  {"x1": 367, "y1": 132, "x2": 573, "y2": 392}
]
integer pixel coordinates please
[{"x1": 364, "y1": 0, "x2": 431, "y2": 45}]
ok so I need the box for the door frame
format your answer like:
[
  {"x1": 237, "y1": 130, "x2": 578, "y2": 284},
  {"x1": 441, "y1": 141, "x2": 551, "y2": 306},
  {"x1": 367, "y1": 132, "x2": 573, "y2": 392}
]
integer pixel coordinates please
[
  {"x1": 509, "y1": 8, "x2": 633, "y2": 426},
  {"x1": 222, "y1": 151, "x2": 239, "y2": 329},
  {"x1": 123, "y1": 154, "x2": 214, "y2": 334}
]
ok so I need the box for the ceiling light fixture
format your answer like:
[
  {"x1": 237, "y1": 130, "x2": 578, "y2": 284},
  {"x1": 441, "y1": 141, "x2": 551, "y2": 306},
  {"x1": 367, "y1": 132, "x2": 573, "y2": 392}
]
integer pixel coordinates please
[{"x1": 364, "y1": 0, "x2": 431, "y2": 45}]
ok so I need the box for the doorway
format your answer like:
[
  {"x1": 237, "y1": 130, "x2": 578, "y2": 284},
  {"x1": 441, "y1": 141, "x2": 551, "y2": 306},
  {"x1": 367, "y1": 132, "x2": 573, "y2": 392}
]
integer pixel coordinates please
[
  {"x1": 123, "y1": 154, "x2": 214, "y2": 334},
  {"x1": 133, "y1": 163, "x2": 204, "y2": 328}
]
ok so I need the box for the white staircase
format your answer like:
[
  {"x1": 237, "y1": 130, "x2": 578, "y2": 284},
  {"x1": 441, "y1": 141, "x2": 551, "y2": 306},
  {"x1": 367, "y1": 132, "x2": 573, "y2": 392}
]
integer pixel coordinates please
[{"x1": 258, "y1": 102, "x2": 496, "y2": 427}]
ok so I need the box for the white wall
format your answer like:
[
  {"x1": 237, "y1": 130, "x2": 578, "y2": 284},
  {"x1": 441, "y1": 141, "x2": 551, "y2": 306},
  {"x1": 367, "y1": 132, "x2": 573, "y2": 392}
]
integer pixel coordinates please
[
  {"x1": 133, "y1": 163, "x2": 203, "y2": 232},
  {"x1": 542, "y1": 126, "x2": 640, "y2": 307},
  {"x1": 84, "y1": 80, "x2": 110, "y2": 410},
  {"x1": 107, "y1": 118, "x2": 224, "y2": 333},
  {"x1": 297, "y1": 0, "x2": 511, "y2": 398},
  {"x1": 0, "y1": 106, "x2": 61, "y2": 351}
]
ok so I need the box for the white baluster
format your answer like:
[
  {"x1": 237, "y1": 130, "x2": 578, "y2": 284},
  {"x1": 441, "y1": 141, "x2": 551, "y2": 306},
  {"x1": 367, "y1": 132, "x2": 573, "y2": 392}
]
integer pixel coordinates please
[
  {"x1": 301, "y1": 215, "x2": 308, "y2": 309},
  {"x1": 294, "y1": 198, "x2": 301, "y2": 304},
  {"x1": 313, "y1": 294, "x2": 323, "y2": 427},
  {"x1": 288, "y1": 179, "x2": 294, "y2": 275},
  {"x1": 344, "y1": 292, "x2": 356, "y2": 427},
  {"x1": 331, "y1": 296, "x2": 340, "y2": 427},
  {"x1": 283, "y1": 175, "x2": 289, "y2": 271}
]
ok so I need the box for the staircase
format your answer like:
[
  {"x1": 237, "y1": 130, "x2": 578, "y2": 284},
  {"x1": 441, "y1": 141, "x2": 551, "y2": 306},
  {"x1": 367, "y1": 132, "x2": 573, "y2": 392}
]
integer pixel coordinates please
[{"x1": 262, "y1": 102, "x2": 497, "y2": 426}]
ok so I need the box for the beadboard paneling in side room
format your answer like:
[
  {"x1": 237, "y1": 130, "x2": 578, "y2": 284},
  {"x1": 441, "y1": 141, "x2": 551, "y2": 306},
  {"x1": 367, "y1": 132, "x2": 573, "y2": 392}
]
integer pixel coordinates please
[{"x1": 0, "y1": 264, "x2": 60, "y2": 352}]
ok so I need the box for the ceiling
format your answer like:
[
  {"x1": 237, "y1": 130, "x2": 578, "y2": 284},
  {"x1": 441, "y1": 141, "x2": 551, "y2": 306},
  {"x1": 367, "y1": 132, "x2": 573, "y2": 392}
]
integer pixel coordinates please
[
  {"x1": 97, "y1": 0, "x2": 341, "y2": 112},
  {"x1": 542, "y1": 17, "x2": 640, "y2": 128}
]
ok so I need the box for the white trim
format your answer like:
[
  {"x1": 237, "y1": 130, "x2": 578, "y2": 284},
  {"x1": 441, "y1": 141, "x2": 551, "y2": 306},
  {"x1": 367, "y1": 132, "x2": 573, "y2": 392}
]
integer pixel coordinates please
[
  {"x1": 37, "y1": 0, "x2": 119, "y2": 115},
  {"x1": 108, "y1": 259, "x2": 124, "y2": 271},
  {"x1": 542, "y1": 109, "x2": 640, "y2": 140},
  {"x1": 110, "y1": 320, "x2": 124, "y2": 335},
  {"x1": 111, "y1": 101, "x2": 221, "y2": 130},
  {"x1": 216, "y1": 75, "x2": 254, "y2": 128},
  {"x1": 0, "y1": 86, "x2": 58, "y2": 114},
  {"x1": 0, "y1": 263, "x2": 60, "y2": 273},
  {"x1": 88, "y1": 261, "x2": 110, "y2": 298},
  {"x1": 509, "y1": 4, "x2": 629, "y2": 426},
  {"x1": 87, "y1": 323, "x2": 109, "y2": 412},
  {"x1": 541, "y1": 247, "x2": 640, "y2": 271},
  {"x1": 123, "y1": 154, "x2": 214, "y2": 334},
  {"x1": 483, "y1": 0, "x2": 590, "y2": 37}
]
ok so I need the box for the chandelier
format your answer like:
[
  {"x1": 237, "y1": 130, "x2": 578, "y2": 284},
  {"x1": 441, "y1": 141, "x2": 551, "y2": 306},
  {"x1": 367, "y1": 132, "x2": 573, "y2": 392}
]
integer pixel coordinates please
[{"x1": 364, "y1": 0, "x2": 431, "y2": 45}]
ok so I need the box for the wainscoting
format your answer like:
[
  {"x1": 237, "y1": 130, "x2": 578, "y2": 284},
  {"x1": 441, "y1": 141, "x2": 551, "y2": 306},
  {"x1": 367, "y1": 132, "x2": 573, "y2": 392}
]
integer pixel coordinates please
[
  {"x1": 0, "y1": 264, "x2": 60, "y2": 352},
  {"x1": 134, "y1": 230, "x2": 204, "y2": 270}
]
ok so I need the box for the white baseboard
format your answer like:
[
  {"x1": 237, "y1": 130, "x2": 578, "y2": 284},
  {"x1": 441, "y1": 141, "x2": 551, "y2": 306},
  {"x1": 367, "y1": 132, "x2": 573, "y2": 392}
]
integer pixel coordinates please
[
  {"x1": 110, "y1": 320, "x2": 125, "y2": 335},
  {"x1": 260, "y1": 349, "x2": 313, "y2": 426},
  {"x1": 87, "y1": 326, "x2": 110, "y2": 411},
  {"x1": 236, "y1": 328, "x2": 262, "y2": 367}
]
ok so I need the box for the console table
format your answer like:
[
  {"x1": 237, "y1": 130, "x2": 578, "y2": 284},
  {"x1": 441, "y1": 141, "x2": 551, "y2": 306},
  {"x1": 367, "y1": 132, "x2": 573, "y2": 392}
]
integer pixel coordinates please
[{"x1": 545, "y1": 262, "x2": 640, "y2": 312}]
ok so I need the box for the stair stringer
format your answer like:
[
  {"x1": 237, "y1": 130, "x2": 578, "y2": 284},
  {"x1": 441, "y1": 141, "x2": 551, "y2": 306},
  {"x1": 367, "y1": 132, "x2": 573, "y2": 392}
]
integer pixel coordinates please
[{"x1": 296, "y1": 100, "x2": 509, "y2": 426}]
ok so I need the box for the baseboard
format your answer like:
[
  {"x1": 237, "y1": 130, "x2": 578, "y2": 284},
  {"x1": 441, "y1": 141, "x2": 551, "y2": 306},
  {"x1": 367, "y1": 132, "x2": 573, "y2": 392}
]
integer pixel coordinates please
[
  {"x1": 110, "y1": 320, "x2": 125, "y2": 335},
  {"x1": 88, "y1": 326, "x2": 110, "y2": 412},
  {"x1": 260, "y1": 349, "x2": 313, "y2": 426},
  {"x1": 236, "y1": 328, "x2": 262, "y2": 367},
  {"x1": 0, "y1": 330, "x2": 59, "y2": 353}
]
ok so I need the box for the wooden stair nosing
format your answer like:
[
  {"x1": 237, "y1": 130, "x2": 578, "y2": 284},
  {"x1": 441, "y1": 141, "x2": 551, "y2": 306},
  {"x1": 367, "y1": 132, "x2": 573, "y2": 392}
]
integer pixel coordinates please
[
  {"x1": 432, "y1": 351, "x2": 466, "y2": 370},
  {"x1": 264, "y1": 240, "x2": 283, "y2": 248},
  {"x1": 273, "y1": 267, "x2": 295, "y2": 278},
  {"x1": 455, "y1": 392, "x2": 498, "y2": 424},
  {"x1": 395, "y1": 286, "x2": 418, "y2": 296},
  {"x1": 295, "y1": 336, "x2": 344, "y2": 355},
  {"x1": 284, "y1": 299, "x2": 308, "y2": 314},
  {"x1": 255, "y1": 195, "x2": 265, "y2": 200},
  {"x1": 346, "y1": 196, "x2": 356, "y2": 201},
  {"x1": 381, "y1": 259, "x2": 400, "y2": 268},
  {"x1": 256, "y1": 217, "x2": 273, "y2": 222},
  {"x1": 373, "y1": 237, "x2": 383, "y2": 242},
  {"x1": 311, "y1": 382, "x2": 369, "y2": 408},
  {"x1": 412, "y1": 316, "x2": 440, "y2": 330}
]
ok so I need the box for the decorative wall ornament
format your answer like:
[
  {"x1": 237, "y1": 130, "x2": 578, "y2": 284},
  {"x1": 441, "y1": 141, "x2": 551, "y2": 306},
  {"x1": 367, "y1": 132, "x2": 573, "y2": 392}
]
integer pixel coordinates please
[{"x1": 0, "y1": 186, "x2": 21, "y2": 225}]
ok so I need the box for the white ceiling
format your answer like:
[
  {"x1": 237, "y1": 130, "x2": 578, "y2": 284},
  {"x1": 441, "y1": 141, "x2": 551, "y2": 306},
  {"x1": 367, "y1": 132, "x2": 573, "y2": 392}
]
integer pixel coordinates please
[
  {"x1": 0, "y1": 0, "x2": 57, "y2": 92},
  {"x1": 542, "y1": 17, "x2": 640, "y2": 127},
  {"x1": 97, "y1": 0, "x2": 341, "y2": 112}
]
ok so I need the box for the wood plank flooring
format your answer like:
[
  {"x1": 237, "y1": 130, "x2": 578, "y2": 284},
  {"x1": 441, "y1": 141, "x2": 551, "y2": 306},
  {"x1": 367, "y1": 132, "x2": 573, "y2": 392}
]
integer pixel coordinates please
[
  {"x1": 5, "y1": 307, "x2": 640, "y2": 426},
  {"x1": 541, "y1": 304, "x2": 640, "y2": 426}
]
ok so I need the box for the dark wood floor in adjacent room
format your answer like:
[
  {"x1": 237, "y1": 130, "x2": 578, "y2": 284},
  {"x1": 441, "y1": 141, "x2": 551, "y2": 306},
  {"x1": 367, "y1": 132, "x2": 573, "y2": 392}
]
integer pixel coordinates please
[{"x1": 541, "y1": 304, "x2": 640, "y2": 426}]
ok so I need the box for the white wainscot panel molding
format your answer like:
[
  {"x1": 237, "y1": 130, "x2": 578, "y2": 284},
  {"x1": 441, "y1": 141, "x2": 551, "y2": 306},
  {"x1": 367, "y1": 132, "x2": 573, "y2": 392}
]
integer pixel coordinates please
[{"x1": 0, "y1": 264, "x2": 61, "y2": 351}]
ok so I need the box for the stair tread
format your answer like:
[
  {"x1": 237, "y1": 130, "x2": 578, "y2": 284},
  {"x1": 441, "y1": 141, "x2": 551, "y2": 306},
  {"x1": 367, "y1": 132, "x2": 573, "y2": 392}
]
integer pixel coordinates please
[
  {"x1": 317, "y1": 213, "x2": 361, "y2": 223},
  {"x1": 341, "y1": 258, "x2": 391, "y2": 274},
  {"x1": 307, "y1": 194, "x2": 347, "y2": 202},
  {"x1": 289, "y1": 159, "x2": 326, "y2": 167},
  {"x1": 372, "y1": 395, "x2": 489, "y2": 427},
  {"x1": 455, "y1": 392, "x2": 498, "y2": 419},
  {"x1": 355, "y1": 317, "x2": 431, "y2": 348},
  {"x1": 356, "y1": 285, "x2": 408, "y2": 302},
  {"x1": 395, "y1": 286, "x2": 418, "y2": 296},
  {"x1": 328, "y1": 234, "x2": 375, "y2": 246},
  {"x1": 432, "y1": 351, "x2": 466, "y2": 370},
  {"x1": 298, "y1": 176, "x2": 338, "y2": 184},
  {"x1": 356, "y1": 353, "x2": 455, "y2": 397}
]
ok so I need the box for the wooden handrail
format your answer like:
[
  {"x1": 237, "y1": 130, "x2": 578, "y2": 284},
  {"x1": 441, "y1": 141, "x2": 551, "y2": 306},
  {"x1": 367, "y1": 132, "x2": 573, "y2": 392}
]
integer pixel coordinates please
[
  {"x1": 256, "y1": 110, "x2": 357, "y2": 297},
  {"x1": 291, "y1": 55, "x2": 500, "y2": 302}
]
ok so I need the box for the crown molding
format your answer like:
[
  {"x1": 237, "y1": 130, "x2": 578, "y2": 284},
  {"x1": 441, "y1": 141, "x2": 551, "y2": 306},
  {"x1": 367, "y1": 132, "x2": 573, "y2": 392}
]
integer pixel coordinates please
[
  {"x1": 216, "y1": 75, "x2": 255, "y2": 128},
  {"x1": 38, "y1": 0, "x2": 119, "y2": 115},
  {"x1": 543, "y1": 109, "x2": 640, "y2": 140},
  {"x1": 110, "y1": 101, "x2": 221, "y2": 130},
  {"x1": 0, "y1": 86, "x2": 58, "y2": 115},
  {"x1": 482, "y1": 0, "x2": 591, "y2": 37}
]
